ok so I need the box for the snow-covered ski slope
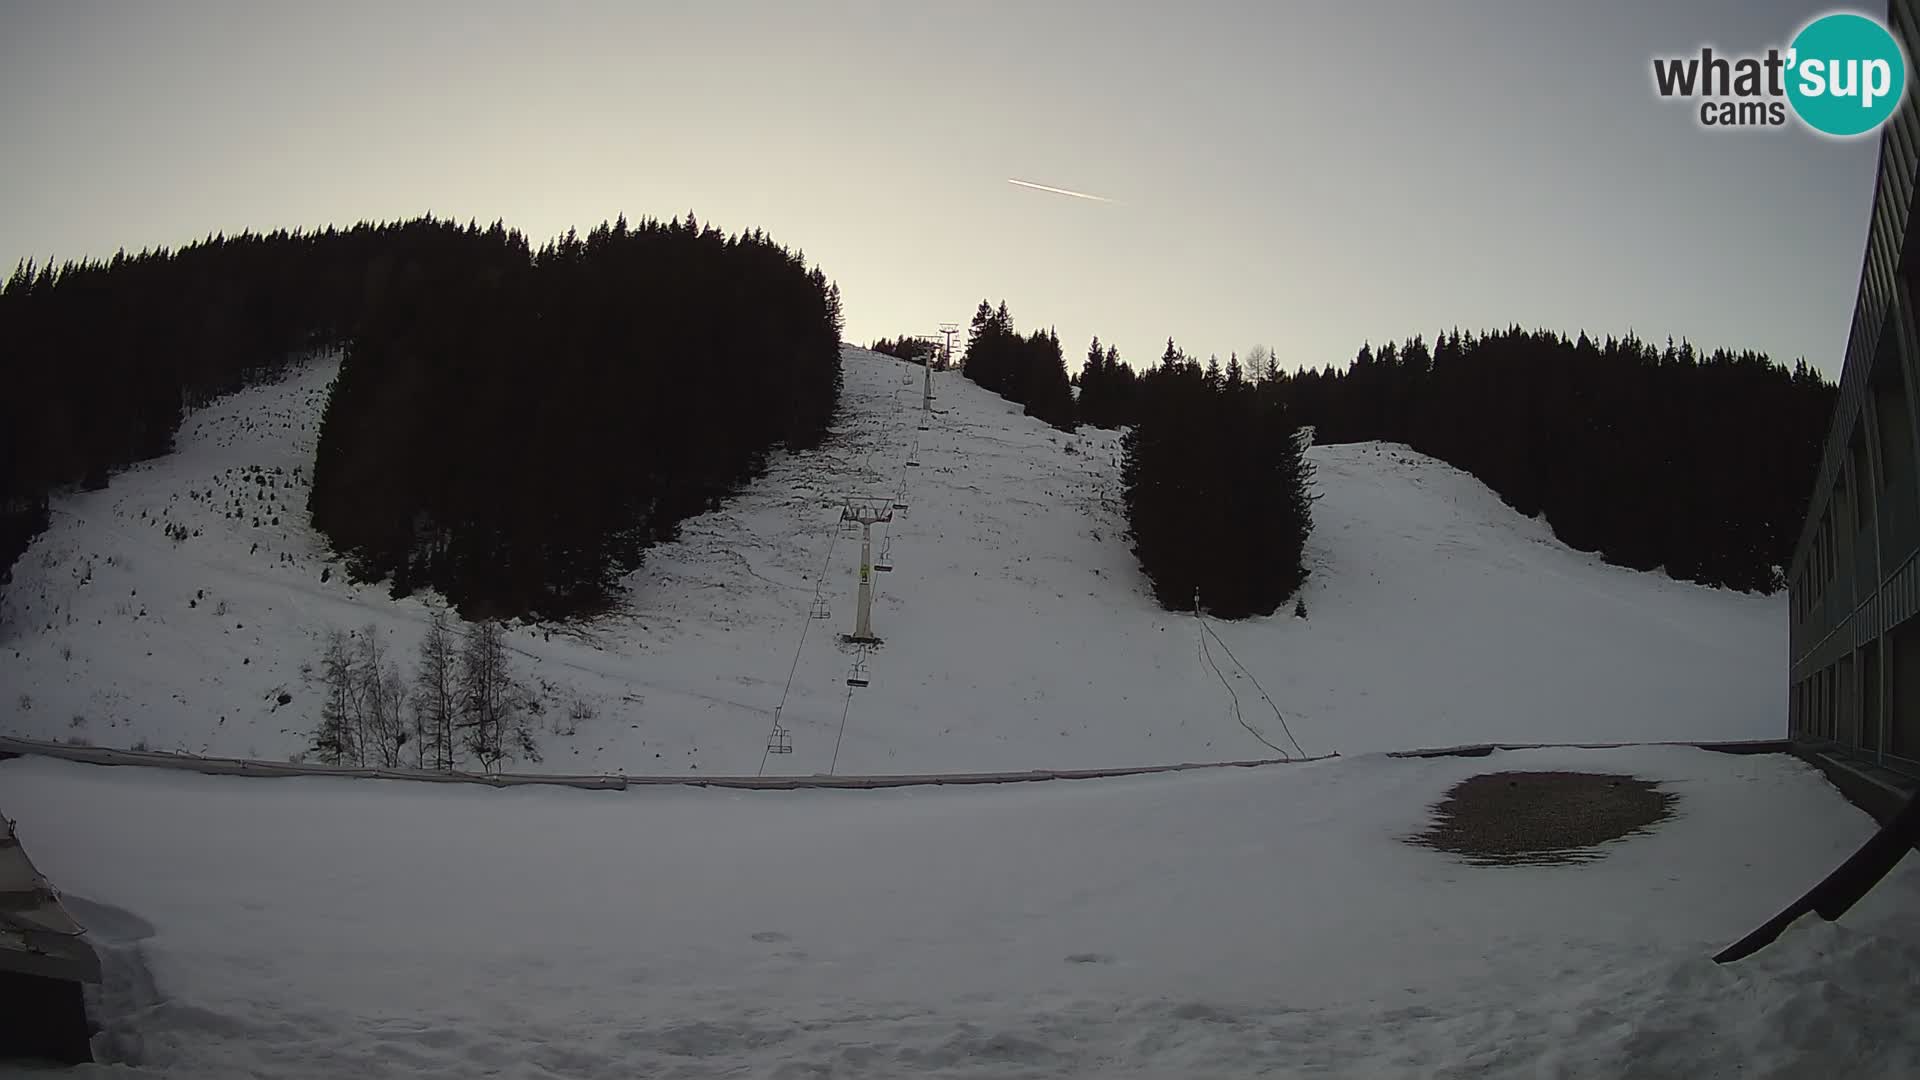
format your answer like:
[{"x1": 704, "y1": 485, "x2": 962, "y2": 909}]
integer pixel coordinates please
[
  {"x1": 6, "y1": 746, "x2": 1918, "y2": 1077},
  {"x1": 0, "y1": 346, "x2": 1782, "y2": 774}
]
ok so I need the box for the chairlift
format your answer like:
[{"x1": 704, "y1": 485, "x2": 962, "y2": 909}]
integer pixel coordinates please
[
  {"x1": 809, "y1": 595, "x2": 831, "y2": 619},
  {"x1": 846, "y1": 654, "x2": 871, "y2": 688},
  {"x1": 875, "y1": 538, "x2": 894, "y2": 573},
  {"x1": 767, "y1": 725, "x2": 793, "y2": 754}
]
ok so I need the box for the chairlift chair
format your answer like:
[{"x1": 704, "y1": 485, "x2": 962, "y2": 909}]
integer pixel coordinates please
[
  {"x1": 874, "y1": 538, "x2": 894, "y2": 573},
  {"x1": 809, "y1": 596, "x2": 832, "y2": 619},
  {"x1": 767, "y1": 725, "x2": 793, "y2": 754},
  {"x1": 846, "y1": 654, "x2": 871, "y2": 688}
]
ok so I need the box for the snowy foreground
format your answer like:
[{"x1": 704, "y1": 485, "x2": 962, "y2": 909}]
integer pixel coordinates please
[
  {"x1": 7, "y1": 747, "x2": 1919, "y2": 1077},
  {"x1": 0, "y1": 347, "x2": 1781, "y2": 774}
]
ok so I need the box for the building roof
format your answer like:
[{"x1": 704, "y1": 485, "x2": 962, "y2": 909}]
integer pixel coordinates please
[{"x1": 0, "y1": 814, "x2": 100, "y2": 984}]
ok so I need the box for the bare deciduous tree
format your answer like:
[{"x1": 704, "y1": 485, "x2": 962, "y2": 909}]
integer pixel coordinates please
[
  {"x1": 310, "y1": 628, "x2": 361, "y2": 765},
  {"x1": 413, "y1": 611, "x2": 459, "y2": 770},
  {"x1": 357, "y1": 623, "x2": 410, "y2": 768},
  {"x1": 1245, "y1": 344, "x2": 1274, "y2": 384},
  {"x1": 458, "y1": 619, "x2": 539, "y2": 773}
]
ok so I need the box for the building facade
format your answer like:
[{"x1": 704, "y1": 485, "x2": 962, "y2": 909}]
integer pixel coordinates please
[{"x1": 1787, "y1": 0, "x2": 1920, "y2": 776}]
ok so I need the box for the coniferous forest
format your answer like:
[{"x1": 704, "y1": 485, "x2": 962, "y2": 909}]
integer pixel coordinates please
[
  {"x1": 0, "y1": 214, "x2": 844, "y2": 617},
  {"x1": 960, "y1": 300, "x2": 1077, "y2": 431},
  {"x1": 1122, "y1": 340, "x2": 1315, "y2": 617},
  {"x1": 311, "y1": 215, "x2": 843, "y2": 618},
  {"x1": 0, "y1": 219, "x2": 445, "y2": 589},
  {"x1": 868, "y1": 335, "x2": 942, "y2": 366},
  {"x1": 1073, "y1": 335, "x2": 1140, "y2": 429},
  {"x1": 1268, "y1": 328, "x2": 1834, "y2": 592}
]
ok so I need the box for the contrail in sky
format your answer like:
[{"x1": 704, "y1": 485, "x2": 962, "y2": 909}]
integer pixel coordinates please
[{"x1": 1007, "y1": 178, "x2": 1114, "y2": 203}]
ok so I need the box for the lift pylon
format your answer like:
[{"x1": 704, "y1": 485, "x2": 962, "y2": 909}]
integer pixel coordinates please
[{"x1": 840, "y1": 503, "x2": 892, "y2": 642}]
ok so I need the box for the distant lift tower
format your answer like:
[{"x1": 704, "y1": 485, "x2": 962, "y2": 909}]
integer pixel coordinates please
[
  {"x1": 939, "y1": 322, "x2": 959, "y2": 370},
  {"x1": 924, "y1": 323, "x2": 957, "y2": 430},
  {"x1": 841, "y1": 502, "x2": 892, "y2": 643}
]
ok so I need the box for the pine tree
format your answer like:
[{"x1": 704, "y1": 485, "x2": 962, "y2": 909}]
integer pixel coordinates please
[
  {"x1": 1107, "y1": 345, "x2": 1135, "y2": 425},
  {"x1": 1079, "y1": 336, "x2": 1107, "y2": 426}
]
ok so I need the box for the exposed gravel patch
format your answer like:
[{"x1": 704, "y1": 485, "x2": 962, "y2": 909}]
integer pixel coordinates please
[{"x1": 1409, "y1": 770, "x2": 1676, "y2": 866}]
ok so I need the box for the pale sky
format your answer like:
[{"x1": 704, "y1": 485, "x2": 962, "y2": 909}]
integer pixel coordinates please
[{"x1": 0, "y1": 1, "x2": 1883, "y2": 376}]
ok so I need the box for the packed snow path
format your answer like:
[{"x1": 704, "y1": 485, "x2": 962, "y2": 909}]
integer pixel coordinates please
[
  {"x1": 7, "y1": 746, "x2": 1917, "y2": 1077},
  {"x1": 1, "y1": 347, "x2": 1782, "y2": 774}
]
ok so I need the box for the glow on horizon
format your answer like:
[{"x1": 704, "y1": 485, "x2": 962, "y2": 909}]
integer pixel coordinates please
[{"x1": 0, "y1": 2, "x2": 1877, "y2": 378}]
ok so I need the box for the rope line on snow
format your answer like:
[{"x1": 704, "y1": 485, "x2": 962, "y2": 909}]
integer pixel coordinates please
[
  {"x1": 1191, "y1": 599, "x2": 1305, "y2": 759},
  {"x1": 757, "y1": 499, "x2": 846, "y2": 777},
  {"x1": 829, "y1": 684, "x2": 856, "y2": 775},
  {"x1": 1201, "y1": 621, "x2": 1309, "y2": 759},
  {"x1": 1195, "y1": 611, "x2": 1287, "y2": 758}
]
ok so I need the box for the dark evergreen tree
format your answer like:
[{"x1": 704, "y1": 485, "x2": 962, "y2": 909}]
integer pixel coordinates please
[
  {"x1": 1075, "y1": 338, "x2": 1140, "y2": 428},
  {"x1": 1122, "y1": 339, "x2": 1313, "y2": 617},
  {"x1": 959, "y1": 301, "x2": 1076, "y2": 431}
]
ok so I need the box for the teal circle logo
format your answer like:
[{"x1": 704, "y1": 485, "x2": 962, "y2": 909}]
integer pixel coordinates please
[{"x1": 1787, "y1": 13, "x2": 1907, "y2": 136}]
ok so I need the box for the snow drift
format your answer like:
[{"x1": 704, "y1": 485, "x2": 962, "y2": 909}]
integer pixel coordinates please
[{"x1": 4, "y1": 745, "x2": 1915, "y2": 1077}]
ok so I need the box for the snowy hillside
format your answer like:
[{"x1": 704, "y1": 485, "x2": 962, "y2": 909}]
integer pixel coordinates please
[{"x1": 0, "y1": 346, "x2": 1784, "y2": 774}]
